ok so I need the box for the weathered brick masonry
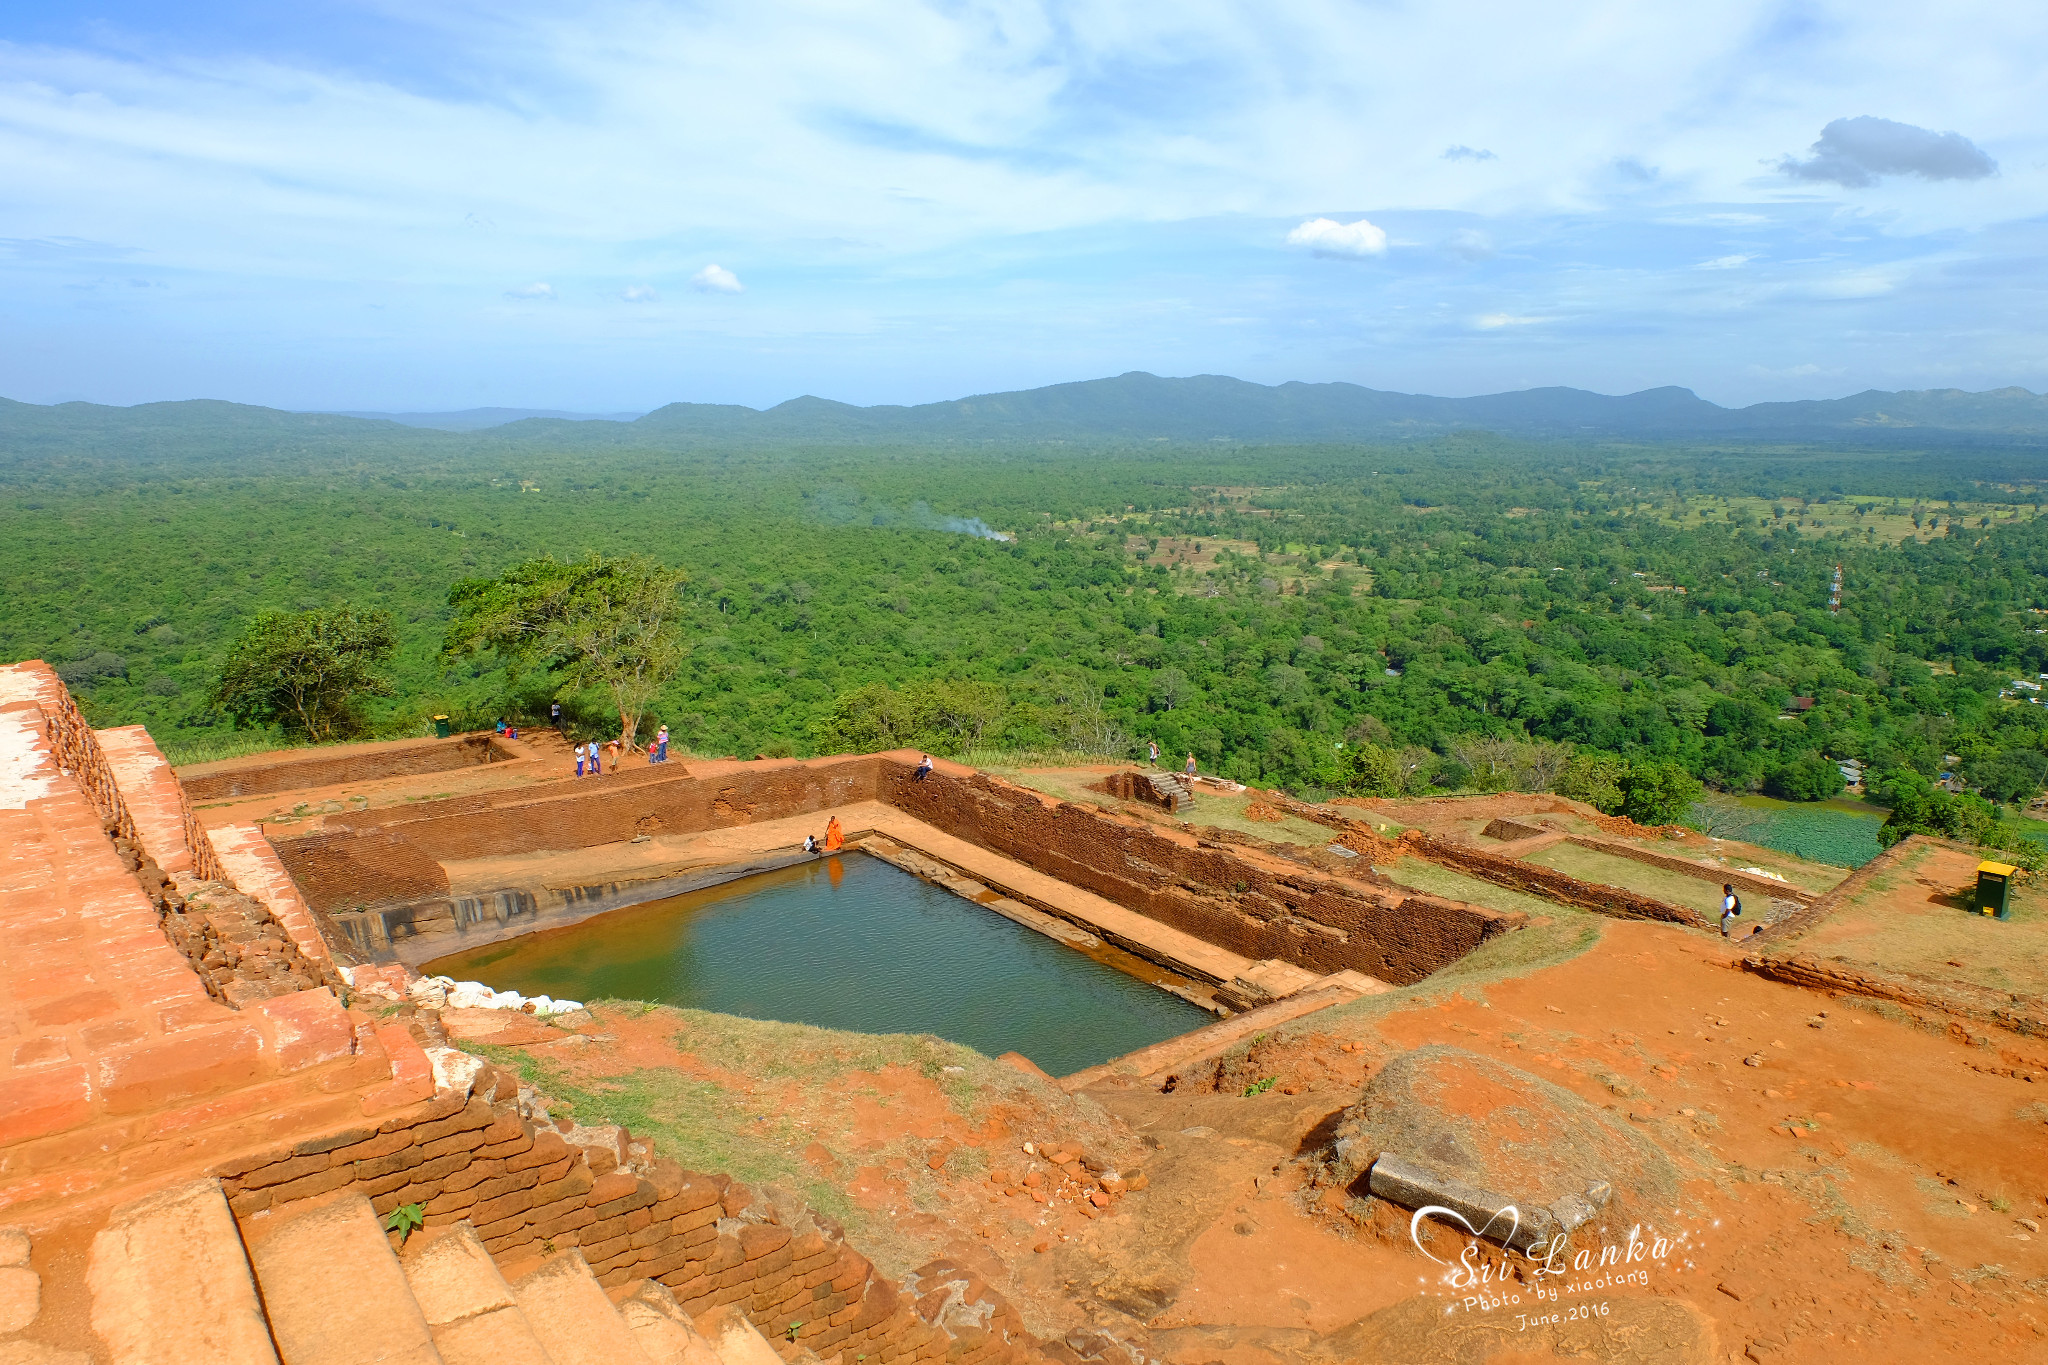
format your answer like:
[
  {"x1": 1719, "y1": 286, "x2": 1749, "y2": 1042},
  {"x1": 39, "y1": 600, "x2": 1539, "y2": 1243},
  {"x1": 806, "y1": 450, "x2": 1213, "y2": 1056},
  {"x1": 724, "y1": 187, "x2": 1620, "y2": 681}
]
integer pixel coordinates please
[
  {"x1": 884, "y1": 766, "x2": 1514, "y2": 985},
  {"x1": 179, "y1": 731, "x2": 523, "y2": 800},
  {"x1": 263, "y1": 752, "x2": 1512, "y2": 983},
  {"x1": 216, "y1": 1064, "x2": 1073, "y2": 1365},
  {"x1": 1390, "y1": 829, "x2": 1709, "y2": 928}
]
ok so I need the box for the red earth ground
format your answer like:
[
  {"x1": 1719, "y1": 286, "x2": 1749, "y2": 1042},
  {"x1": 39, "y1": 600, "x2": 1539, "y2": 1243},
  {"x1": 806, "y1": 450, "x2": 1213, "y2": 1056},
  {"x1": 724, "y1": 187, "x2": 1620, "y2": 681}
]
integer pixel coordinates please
[{"x1": 451, "y1": 907, "x2": 2048, "y2": 1365}]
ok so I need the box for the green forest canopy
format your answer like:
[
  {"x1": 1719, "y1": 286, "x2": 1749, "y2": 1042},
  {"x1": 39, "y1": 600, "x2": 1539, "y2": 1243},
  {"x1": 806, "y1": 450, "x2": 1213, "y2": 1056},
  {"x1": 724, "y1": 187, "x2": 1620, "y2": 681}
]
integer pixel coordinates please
[{"x1": 6, "y1": 416, "x2": 2048, "y2": 809}]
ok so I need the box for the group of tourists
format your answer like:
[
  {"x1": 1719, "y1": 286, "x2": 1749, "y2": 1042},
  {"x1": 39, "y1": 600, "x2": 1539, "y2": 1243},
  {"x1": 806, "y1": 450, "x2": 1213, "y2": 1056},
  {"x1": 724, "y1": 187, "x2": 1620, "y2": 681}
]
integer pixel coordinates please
[
  {"x1": 1146, "y1": 738, "x2": 1199, "y2": 776},
  {"x1": 541, "y1": 703, "x2": 671, "y2": 777}
]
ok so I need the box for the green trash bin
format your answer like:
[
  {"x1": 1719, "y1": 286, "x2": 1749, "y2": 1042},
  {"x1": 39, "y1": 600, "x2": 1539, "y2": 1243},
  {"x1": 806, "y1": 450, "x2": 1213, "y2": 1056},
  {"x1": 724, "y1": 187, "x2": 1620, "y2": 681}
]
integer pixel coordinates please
[
  {"x1": 1975, "y1": 861, "x2": 2015, "y2": 919},
  {"x1": 433, "y1": 714, "x2": 452, "y2": 739}
]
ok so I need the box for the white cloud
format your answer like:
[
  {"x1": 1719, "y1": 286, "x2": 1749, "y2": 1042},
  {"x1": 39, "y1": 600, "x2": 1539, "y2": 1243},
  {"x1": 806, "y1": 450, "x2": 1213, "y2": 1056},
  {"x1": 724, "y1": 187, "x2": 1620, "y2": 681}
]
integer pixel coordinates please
[
  {"x1": 505, "y1": 282, "x2": 555, "y2": 299},
  {"x1": 1286, "y1": 217, "x2": 1387, "y2": 257},
  {"x1": 691, "y1": 264, "x2": 744, "y2": 293},
  {"x1": 1696, "y1": 254, "x2": 1756, "y2": 269},
  {"x1": 621, "y1": 284, "x2": 659, "y2": 302},
  {"x1": 1475, "y1": 313, "x2": 1545, "y2": 329}
]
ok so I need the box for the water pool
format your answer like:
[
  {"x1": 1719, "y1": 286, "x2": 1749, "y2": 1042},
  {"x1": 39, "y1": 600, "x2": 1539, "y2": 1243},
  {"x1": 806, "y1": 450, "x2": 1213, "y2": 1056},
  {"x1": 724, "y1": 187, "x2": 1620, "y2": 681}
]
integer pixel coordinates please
[{"x1": 424, "y1": 852, "x2": 1212, "y2": 1076}]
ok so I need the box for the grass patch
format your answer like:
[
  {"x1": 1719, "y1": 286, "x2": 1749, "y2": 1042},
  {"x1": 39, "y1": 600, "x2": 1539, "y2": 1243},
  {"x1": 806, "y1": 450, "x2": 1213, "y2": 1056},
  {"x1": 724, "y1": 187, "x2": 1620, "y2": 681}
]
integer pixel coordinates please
[
  {"x1": 1526, "y1": 843, "x2": 1731, "y2": 915},
  {"x1": 1372, "y1": 856, "x2": 1566, "y2": 918},
  {"x1": 1306, "y1": 904, "x2": 1604, "y2": 1034}
]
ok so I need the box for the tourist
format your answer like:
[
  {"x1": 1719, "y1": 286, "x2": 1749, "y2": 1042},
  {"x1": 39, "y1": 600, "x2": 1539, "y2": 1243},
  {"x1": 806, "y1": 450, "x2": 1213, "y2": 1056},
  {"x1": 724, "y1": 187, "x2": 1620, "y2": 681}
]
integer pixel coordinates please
[
  {"x1": 606, "y1": 738, "x2": 620, "y2": 773},
  {"x1": 587, "y1": 740, "x2": 603, "y2": 776},
  {"x1": 803, "y1": 833, "x2": 819, "y2": 855},
  {"x1": 1720, "y1": 884, "x2": 1742, "y2": 938},
  {"x1": 1185, "y1": 752, "x2": 1197, "y2": 777},
  {"x1": 656, "y1": 725, "x2": 670, "y2": 764},
  {"x1": 575, "y1": 746, "x2": 586, "y2": 778},
  {"x1": 495, "y1": 718, "x2": 507, "y2": 736},
  {"x1": 1148, "y1": 739, "x2": 1160, "y2": 766},
  {"x1": 550, "y1": 700, "x2": 563, "y2": 733},
  {"x1": 824, "y1": 815, "x2": 844, "y2": 852},
  {"x1": 914, "y1": 754, "x2": 934, "y2": 781}
]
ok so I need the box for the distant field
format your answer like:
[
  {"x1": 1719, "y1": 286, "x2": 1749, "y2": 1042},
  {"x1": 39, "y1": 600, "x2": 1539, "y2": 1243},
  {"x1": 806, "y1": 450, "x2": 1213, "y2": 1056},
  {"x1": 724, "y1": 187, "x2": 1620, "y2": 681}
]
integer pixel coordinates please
[{"x1": 1626, "y1": 492, "x2": 2040, "y2": 548}]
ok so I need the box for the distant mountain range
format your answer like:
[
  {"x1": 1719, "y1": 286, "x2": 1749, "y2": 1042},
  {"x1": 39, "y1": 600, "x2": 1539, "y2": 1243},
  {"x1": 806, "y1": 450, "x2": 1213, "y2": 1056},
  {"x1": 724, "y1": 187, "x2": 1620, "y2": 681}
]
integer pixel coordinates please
[
  {"x1": 6, "y1": 373, "x2": 2047, "y2": 457},
  {"x1": 327, "y1": 407, "x2": 646, "y2": 431}
]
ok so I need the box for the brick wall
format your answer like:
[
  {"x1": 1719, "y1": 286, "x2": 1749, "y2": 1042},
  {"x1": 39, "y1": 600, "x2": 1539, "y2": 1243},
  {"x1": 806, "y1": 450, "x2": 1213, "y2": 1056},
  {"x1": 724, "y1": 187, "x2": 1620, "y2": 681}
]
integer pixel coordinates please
[
  {"x1": 1397, "y1": 830, "x2": 1708, "y2": 928},
  {"x1": 215, "y1": 1066, "x2": 1077, "y2": 1365},
  {"x1": 179, "y1": 732, "x2": 521, "y2": 801},
  {"x1": 883, "y1": 765, "x2": 1513, "y2": 985}
]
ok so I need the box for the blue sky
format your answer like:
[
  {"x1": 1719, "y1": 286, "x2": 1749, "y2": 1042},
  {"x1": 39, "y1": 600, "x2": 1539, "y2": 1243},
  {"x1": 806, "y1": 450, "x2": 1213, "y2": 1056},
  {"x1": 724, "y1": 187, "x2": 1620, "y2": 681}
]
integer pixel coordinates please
[{"x1": 2, "y1": 1, "x2": 2044, "y2": 411}]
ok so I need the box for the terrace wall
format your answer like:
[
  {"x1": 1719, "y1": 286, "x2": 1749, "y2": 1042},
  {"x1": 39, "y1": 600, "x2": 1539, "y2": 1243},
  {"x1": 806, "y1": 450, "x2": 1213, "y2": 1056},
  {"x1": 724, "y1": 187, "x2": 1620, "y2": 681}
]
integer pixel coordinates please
[
  {"x1": 883, "y1": 766, "x2": 1513, "y2": 986},
  {"x1": 179, "y1": 732, "x2": 525, "y2": 801},
  {"x1": 218, "y1": 1063, "x2": 1070, "y2": 1365},
  {"x1": 263, "y1": 754, "x2": 1510, "y2": 985}
]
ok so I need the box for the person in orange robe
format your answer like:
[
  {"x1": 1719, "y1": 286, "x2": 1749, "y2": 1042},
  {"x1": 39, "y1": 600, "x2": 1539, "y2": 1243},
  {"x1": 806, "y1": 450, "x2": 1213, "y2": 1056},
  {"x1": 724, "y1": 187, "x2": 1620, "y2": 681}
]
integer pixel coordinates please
[{"x1": 823, "y1": 815, "x2": 844, "y2": 852}]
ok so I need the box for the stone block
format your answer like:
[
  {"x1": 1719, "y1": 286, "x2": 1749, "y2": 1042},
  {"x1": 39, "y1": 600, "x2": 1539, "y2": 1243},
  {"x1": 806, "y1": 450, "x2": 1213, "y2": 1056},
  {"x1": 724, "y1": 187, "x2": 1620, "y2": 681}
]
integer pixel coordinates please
[
  {"x1": 92, "y1": 1022, "x2": 263, "y2": 1116},
  {"x1": 505, "y1": 1130, "x2": 569, "y2": 1173},
  {"x1": 416, "y1": 1128, "x2": 485, "y2": 1161},
  {"x1": 254, "y1": 989, "x2": 354, "y2": 1072},
  {"x1": 238, "y1": 1152, "x2": 332, "y2": 1191},
  {"x1": 264, "y1": 1164, "x2": 356, "y2": 1206},
  {"x1": 411, "y1": 1096, "x2": 495, "y2": 1145}
]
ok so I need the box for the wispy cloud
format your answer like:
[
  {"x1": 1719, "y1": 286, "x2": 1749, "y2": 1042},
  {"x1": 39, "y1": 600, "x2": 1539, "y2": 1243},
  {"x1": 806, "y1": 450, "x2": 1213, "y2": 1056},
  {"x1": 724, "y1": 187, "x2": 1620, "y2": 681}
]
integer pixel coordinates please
[
  {"x1": 1474, "y1": 313, "x2": 1546, "y2": 329},
  {"x1": 690, "y1": 265, "x2": 744, "y2": 294},
  {"x1": 0, "y1": 1, "x2": 2042, "y2": 409},
  {"x1": 1445, "y1": 228, "x2": 1495, "y2": 261},
  {"x1": 1696, "y1": 253, "x2": 1756, "y2": 269},
  {"x1": 504, "y1": 282, "x2": 555, "y2": 299},
  {"x1": 621, "y1": 284, "x2": 659, "y2": 302},
  {"x1": 1286, "y1": 217, "x2": 1387, "y2": 257}
]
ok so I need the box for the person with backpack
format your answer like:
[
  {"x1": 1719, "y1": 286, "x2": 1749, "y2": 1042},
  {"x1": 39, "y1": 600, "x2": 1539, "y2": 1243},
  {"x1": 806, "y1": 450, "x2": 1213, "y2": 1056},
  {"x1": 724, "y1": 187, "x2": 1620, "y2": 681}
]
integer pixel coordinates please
[{"x1": 1721, "y1": 884, "x2": 1742, "y2": 938}]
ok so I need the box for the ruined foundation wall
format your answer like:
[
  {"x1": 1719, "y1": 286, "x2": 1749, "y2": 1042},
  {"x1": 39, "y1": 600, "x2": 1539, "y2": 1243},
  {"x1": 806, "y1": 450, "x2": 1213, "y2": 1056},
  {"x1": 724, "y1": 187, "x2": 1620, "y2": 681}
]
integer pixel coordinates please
[
  {"x1": 217, "y1": 1064, "x2": 1065, "y2": 1365},
  {"x1": 1394, "y1": 830, "x2": 1709, "y2": 928},
  {"x1": 883, "y1": 766, "x2": 1513, "y2": 986},
  {"x1": 271, "y1": 757, "x2": 887, "y2": 959},
  {"x1": 179, "y1": 732, "x2": 523, "y2": 801}
]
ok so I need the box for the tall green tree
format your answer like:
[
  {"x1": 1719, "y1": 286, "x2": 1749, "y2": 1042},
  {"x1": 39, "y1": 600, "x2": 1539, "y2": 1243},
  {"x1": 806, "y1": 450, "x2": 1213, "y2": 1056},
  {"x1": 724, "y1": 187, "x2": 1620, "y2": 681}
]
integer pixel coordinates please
[
  {"x1": 443, "y1": 553, "x2": 687, "y2": 750},
  {"x1": 209, "y1": 606, "x2": 395, "y2": 741}
]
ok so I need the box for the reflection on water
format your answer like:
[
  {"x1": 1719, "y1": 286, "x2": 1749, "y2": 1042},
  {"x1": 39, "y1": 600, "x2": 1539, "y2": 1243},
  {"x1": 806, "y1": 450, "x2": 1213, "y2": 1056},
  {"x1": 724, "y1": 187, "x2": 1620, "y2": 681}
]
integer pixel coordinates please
[{"x1": 424, "y1": 852, "x2": 1210, "y2": 1076}]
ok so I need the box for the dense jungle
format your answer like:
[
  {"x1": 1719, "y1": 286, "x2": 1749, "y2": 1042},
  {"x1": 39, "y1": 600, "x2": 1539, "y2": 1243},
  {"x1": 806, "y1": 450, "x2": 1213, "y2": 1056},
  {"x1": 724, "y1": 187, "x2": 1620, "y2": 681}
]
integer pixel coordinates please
[{"x1": 6, "y1": 399, "x2": 2048, "y2": 827}]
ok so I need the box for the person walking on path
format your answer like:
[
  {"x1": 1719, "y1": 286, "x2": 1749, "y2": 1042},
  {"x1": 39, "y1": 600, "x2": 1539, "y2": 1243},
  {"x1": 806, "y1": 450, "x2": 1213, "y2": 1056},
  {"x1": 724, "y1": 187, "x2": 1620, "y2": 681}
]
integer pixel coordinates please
[
  {"x1": 574, "y1": 745, "x2": 586, "y2": 778},
  {"x1": 587, "y1": 740, "x2": 603, "y2": 776},
  {"x1": 655, "y1": 725, "x2": 670, "y2": 764},
  {"x1": 1720, "y1": 884, "x2": 1742, "y2": 938},
  {"x1": 606, "y1": 738, "x2": 620, "y2": 774},
  {"x1": 551, "y1": 700, "x2": 563, "y2": 734},
  {"x1": 824, "y1": 815, "x2": 844, "y2": 852},
  {"x1": 1148, "y1": 739, "x2": 1160, "y2": 767},
  {"x1": 1185, "y1": 752, "x2": 1198, "y2": 777}
]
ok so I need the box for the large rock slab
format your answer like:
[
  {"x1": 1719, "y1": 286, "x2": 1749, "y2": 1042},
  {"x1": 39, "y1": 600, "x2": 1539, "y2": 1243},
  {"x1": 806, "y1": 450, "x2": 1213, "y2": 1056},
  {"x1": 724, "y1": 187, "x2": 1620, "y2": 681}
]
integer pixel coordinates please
[{"x1": 1320, "y1": 1045, "x2": 1677, "y2": 1237}]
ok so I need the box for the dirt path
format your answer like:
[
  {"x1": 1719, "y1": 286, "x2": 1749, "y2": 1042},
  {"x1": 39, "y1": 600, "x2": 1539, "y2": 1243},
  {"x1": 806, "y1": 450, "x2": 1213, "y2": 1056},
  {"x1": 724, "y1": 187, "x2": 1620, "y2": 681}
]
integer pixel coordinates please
[{"x1": 1070, "y1": 917, "x2": 2048, "y2": 1363}]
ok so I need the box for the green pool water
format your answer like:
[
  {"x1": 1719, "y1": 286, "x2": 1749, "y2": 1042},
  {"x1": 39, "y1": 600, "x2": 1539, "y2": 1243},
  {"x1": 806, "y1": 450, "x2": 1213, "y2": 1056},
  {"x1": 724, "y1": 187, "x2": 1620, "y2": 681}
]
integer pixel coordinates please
[
  {"x1": 424, "y1": 852, "x2": 1211, "y2": 1076},
  {"x1": 1729, "y1": 797, "x2": 1887, "y2": 868}
]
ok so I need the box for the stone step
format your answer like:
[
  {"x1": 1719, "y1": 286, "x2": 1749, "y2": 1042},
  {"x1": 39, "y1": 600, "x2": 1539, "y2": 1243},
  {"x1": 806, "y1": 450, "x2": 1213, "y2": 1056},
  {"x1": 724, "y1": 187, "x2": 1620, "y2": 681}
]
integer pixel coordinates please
[
  {"x1": 401, "y1": 1223, "x2": 558, "y2": 1365},
  {"x1": 608, "y1": 1279, "x2": 722, "y2": 1365},
  {"x1": 242, "y1": 1190, "x2": 443, "y2": 1365},
  {"x1": 511, "y1": 1250, "x2": 654, "y2": 1365},
  {"x1": 84, "y1": 1177, "x2": 280, "y2": 1365},
  {"x1": 690, "y1": 1304, "x2": 785, "y2": 1365}
]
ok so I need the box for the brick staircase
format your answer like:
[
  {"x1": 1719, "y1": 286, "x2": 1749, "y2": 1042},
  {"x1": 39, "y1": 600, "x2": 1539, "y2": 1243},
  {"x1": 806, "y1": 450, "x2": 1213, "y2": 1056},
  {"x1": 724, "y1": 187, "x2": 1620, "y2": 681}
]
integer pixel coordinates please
[
  {"x1": 61, "y1": 1174, "x2": 792, "y2": 1365},
  {"x1": 1141, "y1": 772, "x2": 1195, "y2": 815},
  {"x1": 0, "y1": 661, "x2": 1113, "y2": 1365}
]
